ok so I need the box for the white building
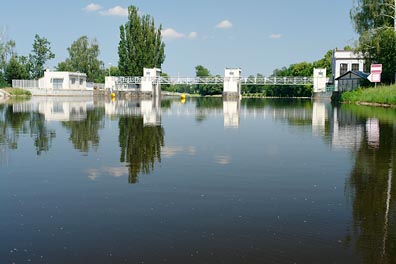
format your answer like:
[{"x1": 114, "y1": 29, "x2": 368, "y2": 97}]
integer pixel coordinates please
[
  {"x1": 331, "y1": 50, "x2": 365, "y2": 91},
  {"x1": 13, "y1": 69, "x2": 93, "y2": 96},
  {"x1": 39, "y1": 69, "x2": 88, "y2": 90}
]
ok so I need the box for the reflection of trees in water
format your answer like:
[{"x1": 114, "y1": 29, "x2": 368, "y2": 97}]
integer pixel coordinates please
[
  {"x1": 347, "y1": 123, "x2": 396, "y2": 263},
  {"x1": 119, "y1": 116, "x2": 164, "y2": 184},
  {"x1": 62, "y1": 107, "x2": 105, "y2": 152},
  {"x1": 0, "y1": 105, "x2": 55, "y2": 155},
  {"x1": 29, "y1": 111, "x2": 56, "y2": 155}
]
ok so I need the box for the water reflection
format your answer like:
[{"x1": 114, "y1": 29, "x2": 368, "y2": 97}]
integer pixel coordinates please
[
  {"x1": 119, "y1": 115, "x2": 164, "y2": 183},
  {"x1": 223, "y1": 99, "x2": 240, "y2": 128},
  {"x1": 2, "y1": 97, "x2": 396, "y2": 262},
  {"x1": 105, "y1": 97, "x2": 161, "y2": 126},
  {"x1": 342, "y1": 106, "x2": 396, "y2": 264},
  {"x1": 0, "y1": 103, "x2": 55, "y2": 155}
]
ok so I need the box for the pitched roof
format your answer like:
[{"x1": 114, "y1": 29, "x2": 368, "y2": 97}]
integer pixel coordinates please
[{"x1": 335, "y1": 70, "x2": 369, "y2": 80}]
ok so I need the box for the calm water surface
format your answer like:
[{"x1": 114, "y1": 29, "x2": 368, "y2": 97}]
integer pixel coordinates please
[{"x1": 0, "y1": 97, "x2": 395, "y2": 263}]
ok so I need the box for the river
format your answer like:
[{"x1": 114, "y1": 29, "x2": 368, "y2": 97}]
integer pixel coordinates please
[{"x1": 0, "y1": 97, "x2": 395, "y2": 263}]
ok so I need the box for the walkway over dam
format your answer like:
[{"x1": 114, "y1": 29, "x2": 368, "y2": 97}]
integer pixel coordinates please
[{"x1": 114, "y1": 76, "x2": 314, "y2": 86}]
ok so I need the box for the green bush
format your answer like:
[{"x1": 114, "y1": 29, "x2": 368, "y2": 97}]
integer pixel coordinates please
[
  {"x1": 341, "y1": 85, "x2": 396, "y2": 105},
  {"x1": 1, "y1": 88, "x2": 32, "y2": 96}
]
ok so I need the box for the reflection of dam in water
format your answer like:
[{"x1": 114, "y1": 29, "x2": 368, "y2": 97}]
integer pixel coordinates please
[
  {"x1": 10, "y1": 98, "x2": 380, "y2": 150},
  {"x1": 12, "y1": 97, "x2": 94, "y2": 122},
  {"x1": 12, "y1": 97, "x2": 162, "y2": 126},
  {"x1": 311, "y1": 101, "x2": 379, "y2": 150},
  {"x1": 104, "y1": 96, "x2": 161, "y2": 126}
]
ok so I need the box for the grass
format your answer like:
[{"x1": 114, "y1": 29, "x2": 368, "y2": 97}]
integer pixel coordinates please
[
  {"x1": 341, "y1": 85, "x2": 396, "y2": 105},
  {"x1": 1, "y1": 87, "x2": 32, "y2": 96}
]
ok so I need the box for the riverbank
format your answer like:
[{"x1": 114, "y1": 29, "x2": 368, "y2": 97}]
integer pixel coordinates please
[
  {"x1": 341, "y1": 85, "x2": 396, "y2": 107},
  {"x1": 1, "y1": 87, "x2": 31, "y2": 97}
]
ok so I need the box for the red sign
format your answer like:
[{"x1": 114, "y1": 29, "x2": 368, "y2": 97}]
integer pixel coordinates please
[
  {"x1": 371, "y1": 64, "x2": 382, "y2": 73},
  {"x1": 367, "y1": 73, "x2": 381, "y2": 83}
]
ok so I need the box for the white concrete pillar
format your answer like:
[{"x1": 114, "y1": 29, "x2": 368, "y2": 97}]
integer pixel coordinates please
[
  {"x1": 141, "y1": 68, "x2": 161, "y2": 96},
  {"x1": 313, "y1": 68, "x2": 327, "y2": 93},
  {"x1": 223, "y1": 68, "x2": 241, "y2": 98}
]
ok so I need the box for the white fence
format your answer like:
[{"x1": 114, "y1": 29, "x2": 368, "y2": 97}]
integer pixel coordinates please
[{"x1": 12, "y1": 80, "x2": 40, "y2": 89}]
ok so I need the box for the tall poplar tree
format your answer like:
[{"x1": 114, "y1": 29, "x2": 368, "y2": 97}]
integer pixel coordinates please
[
  {"x1": 118, "y1": 5, "x2": 165, "y2": 76},
  {"x1": 351, "y1": 0, "x2": 396, "y2": 83}
]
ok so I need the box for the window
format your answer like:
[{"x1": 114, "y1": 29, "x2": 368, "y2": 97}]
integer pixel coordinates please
[
  {"x1": 71, "y1": 78, "x2": 76, "y2": 85},
  {"x1": 53, "y1": 78, "x2": 63, "y2": 89},
  {"x1": 229, "y1": 72, "x2": 234, "y2": 76},
  {"x1": 352, "y1": 63, "x2": 359, "y2": 71},
  {"x1": 340, "y1": 63, "x2": 348, "y2": 76},
  {"x1": 53, "y1": 103, "x2": 64, "y2": 113},
  {"x1": 80, "y1": 78, "x2": 84, "y2": 85}
]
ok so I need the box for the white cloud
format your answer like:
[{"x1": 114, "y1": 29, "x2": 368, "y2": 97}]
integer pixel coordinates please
[
  {"x1": 269, "y1": 34, "x2": 282, "y2": 39},
  {"x1": 214, "y1": 155, "x2": 231, "y2": 165},
  {"x1": 86, "y1": 167, "x2": 128, "y2": 181},
  {"x1": 216, "y1": 20, "x2": 233, "y2": 29},
  {"x1": 83, "y1": 3, "x2": 103, "y2": 12},
  {"x1": 99, "y1": 6, "x2": 128, "y2": 17},
  {"x1": 188, "y1": 32, "x2": 198, "y2": 39},
  {"x1": 161, "y1": 28, "x2": 185, "y2": 40},
  {"x1": 162, "y1": 146, "x2": 196, "y2": 158}
]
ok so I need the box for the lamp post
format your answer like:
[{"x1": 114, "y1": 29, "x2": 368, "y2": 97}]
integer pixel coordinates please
[{"x1": 108, "y1": 63, "x2": 112, "y2": 77}]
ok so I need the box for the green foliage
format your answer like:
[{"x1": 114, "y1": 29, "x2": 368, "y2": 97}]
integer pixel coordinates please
[
  {"x1": 274, "y1": 61, "x2": 314, "y2": 77},
  {"x1": 62, "y1": 107, "x2": 105, "y2": 152},
  {"x1": 2, "y1": 88, "x2": 31, "y2": 96},
  {"x1": 351, "y1": 0, "x2": 396, "y2": 83},
  {"x1": 4, "y1": 56, "x2": 30, "y2": 84},
  {"x1": 29, "y1": 34, "x2": 55, "y2": 79},
  {"x1": 195, "y1": 65, "x2": 210, "y2": 77},
  {"x1": 242, "y1": 74, "x2": 265, "y2": 94},
  {"x1": 118, "y1": 5, "x2": 165, "y2": 76},
  {"x1": 108, "y1": 65, "x2": 121, "y2": 76},
  {"x1": 0, "y1": 39, "x2": 16, "y2": 74},
  {"x1": 118, "y1": 116, "x2": 164, "y2": 183},
  {"x1": 341, "y1": 85, "x2": 396, "y2": 104},
  {"x1": 57, "y1": 36, "x2": 104, "y2": 82},
  {"x1": 0, "y1": 106, "x2": 54, "y2": 153},
  {"x1": 194, "y1": 65, "x2": 222, "y2": 95},
  {"x1": 264, "y1": 85, "x2": 312, "y2": 97},
  {"x1": 313, "y1": 49, "x2": 333, "y2": 76},
  {"x1": 0, "y1": 72, "x2": 6, "y2": 88}
]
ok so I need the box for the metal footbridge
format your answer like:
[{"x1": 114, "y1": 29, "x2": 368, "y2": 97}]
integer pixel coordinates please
[{"x1": 115, "y1": 76, "x2": 313, "y2": 86}]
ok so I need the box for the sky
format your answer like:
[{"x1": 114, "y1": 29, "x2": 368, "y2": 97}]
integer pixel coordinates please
[{"x1": 1, "y1": 0, "x2": 357, "y2": 77}]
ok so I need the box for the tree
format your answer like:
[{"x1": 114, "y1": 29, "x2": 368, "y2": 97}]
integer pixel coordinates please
[
  {"x1": 57, "y1": 36, "x2": 104, "y2": 82},
  {"x1": 62, "y1": 107, "x2": 105, "y2": 153},
  {"x1": 0, "y1": 36, "x2": 16, "y2": 87},
  {"x1": 119, "y1": 116, "x2": 164, "y2": 184},
  {"x1": 4, "y1": 56, "x2": 29, "y2": 84},
  {"x1": 195, "y1": 65, "x2": 210, "y2": 77},
  {"x1": 194, "y1": 65, "x2": 222, "y2": 95},
  {"x1": 351, "y1": 0, "x2": 396, "y2": 83},
  {"x1": 118, "y1": 5, "x2": 165, "y2": 76},
  {"x1": 0, "y1": 40, "x2": 15, "y2": 73},
  {"x1": 29, "y1": 34, "x2": 55, "y2": 79}
]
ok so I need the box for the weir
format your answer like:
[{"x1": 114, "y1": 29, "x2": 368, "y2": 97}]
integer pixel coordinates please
[{"x1": 105, "y1": 67, "x2": 315, "y2": 98}]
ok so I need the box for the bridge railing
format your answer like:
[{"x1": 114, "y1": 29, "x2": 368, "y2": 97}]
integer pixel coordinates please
[{"x1": 110, "y1": 76, "x2": 314, "y2": 87}]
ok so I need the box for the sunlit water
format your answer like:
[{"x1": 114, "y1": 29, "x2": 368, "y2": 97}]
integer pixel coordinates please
[{"x1": 0, "y1": 96, "x2": 395, "y2": 264}]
